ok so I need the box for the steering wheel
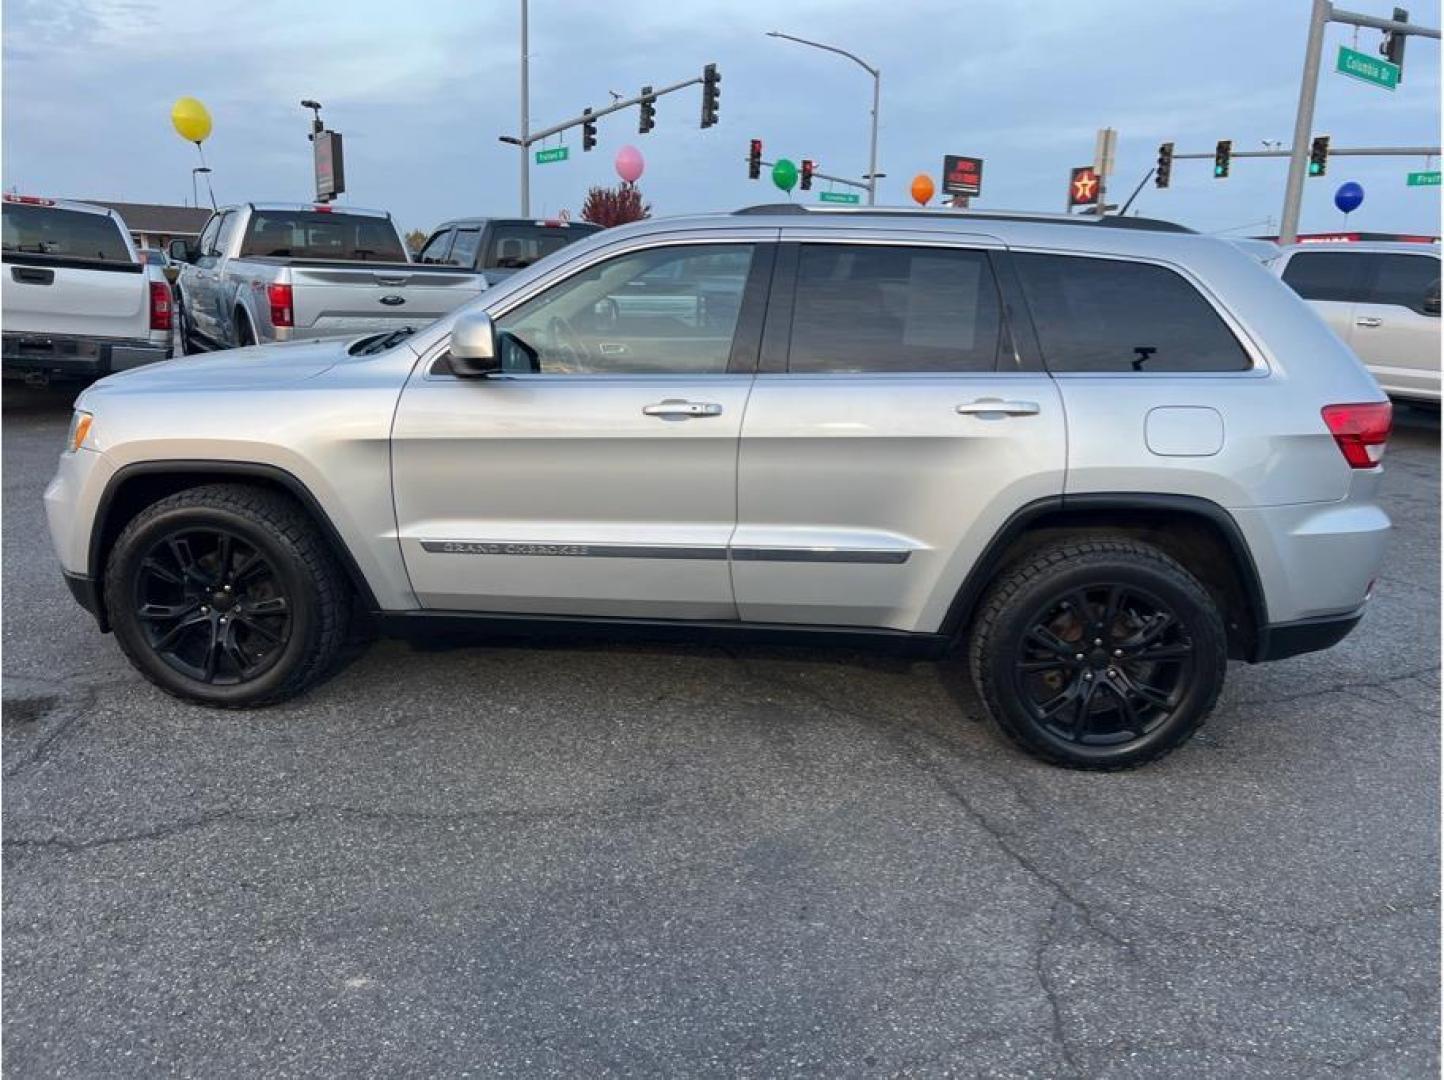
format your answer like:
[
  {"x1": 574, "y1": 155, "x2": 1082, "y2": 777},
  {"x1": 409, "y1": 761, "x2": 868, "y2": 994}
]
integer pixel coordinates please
[{"x1": 546, "y1": 315, "x2": 589, "y2": 372}]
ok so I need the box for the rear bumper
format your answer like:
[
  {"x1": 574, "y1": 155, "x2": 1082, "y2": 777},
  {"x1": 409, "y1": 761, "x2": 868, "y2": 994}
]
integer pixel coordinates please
[
  {"x1": 1250, "y1": 609, "x2": 1363, "y2": 663},
  {"x1": 3, "y1": 333, "x2": 170, "y2": 379}
]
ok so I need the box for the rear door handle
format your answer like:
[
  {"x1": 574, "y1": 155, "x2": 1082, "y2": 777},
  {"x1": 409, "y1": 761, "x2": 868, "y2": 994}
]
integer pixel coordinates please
[
  {"x1": 642, "y1": 399, "x2": 723, "y2": 419},
  {"x1": 1355, "y1": 316, "x2": 1383, "y2": 328},
  {"x1": 956, "y1": 399, "x2": 1040, "y2": 416},
  {"x1": 10, "y1": 266, "x2": 54, "y2": 285}
]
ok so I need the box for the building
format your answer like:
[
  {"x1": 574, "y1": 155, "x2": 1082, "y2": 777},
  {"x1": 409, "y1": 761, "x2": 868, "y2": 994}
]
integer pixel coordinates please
[{"x1": 84, "y1": 201, "x2": 212, "y2": 250}]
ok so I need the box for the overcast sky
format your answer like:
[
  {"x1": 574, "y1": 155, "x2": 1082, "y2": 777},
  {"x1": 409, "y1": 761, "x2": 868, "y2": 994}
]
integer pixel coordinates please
[{"x1": 3, "y1": 0, "x2": 1440, "y2": 238}]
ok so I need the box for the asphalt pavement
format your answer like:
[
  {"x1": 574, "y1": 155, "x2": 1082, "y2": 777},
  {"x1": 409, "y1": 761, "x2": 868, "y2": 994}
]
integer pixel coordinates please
[{"x1": 3, "y1": 384, "x2": 1439, "y2": 1078}]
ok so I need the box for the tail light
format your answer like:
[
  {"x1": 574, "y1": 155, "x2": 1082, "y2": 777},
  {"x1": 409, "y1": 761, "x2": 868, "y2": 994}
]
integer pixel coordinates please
[
  {"x1": 1322, "y1": 402, "x2": 1392, "y2": 468},
  {"x1": 148, "y1": 281, "x2": 172, "y2": 331},
  {"x1": 267, "y1": 283, "x2": 294, "y2": 328}
]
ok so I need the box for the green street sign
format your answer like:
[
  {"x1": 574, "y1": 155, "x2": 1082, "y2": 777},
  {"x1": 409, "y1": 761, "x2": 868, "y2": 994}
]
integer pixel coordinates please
[
  {"x1": 534, "y1": 146, "x2": 569, "y2": 165},
  {"x1": 819, "y1": 191, "x2": 861, "y2": 204},
  {"x1": 1407, "y1": 171, "x2": 1442, "y2": 187},
  {"x1": 1336, "y1": 44, "x2": 1399, "y2": 91}
]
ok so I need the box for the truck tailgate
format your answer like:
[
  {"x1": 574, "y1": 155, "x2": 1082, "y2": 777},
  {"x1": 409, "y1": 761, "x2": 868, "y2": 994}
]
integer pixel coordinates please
[
  {"x1": 2, "y1": 260, "x2": 150, "y2": 338},
  {"x1": 287, "y1": 264, "x2": 484, "y2": 337}
]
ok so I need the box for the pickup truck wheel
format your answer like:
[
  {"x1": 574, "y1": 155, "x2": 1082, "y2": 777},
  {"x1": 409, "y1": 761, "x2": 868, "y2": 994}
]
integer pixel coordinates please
[
  {"x1": 104, "y1": 484, "x2": 352, "y2": 707},
  {"x1": 968, "y1": 539, "x2": 1227, "y2": 770},
  {"x1": 175, "y1": 294, "x2": 196, "y2": 355},
  {"x1": 236, "y1": 314, "x2": 255, "y2": 347}
]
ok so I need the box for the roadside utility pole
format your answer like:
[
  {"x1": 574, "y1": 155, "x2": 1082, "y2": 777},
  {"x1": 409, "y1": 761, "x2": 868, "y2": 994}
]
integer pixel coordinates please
[
  {"x1": 1280, "y1": 1, "x2": 1439, "y2": 243},
  {"x1": 519, "y1": 0, "x2": 530, "y2": 216}
]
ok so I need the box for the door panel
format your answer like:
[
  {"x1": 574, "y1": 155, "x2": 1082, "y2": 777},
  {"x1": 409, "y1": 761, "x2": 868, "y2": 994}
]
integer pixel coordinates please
[
  {"x1": 391, "y1": 238, "x2": 774, "y2": 618},
  {"x1": 1350, "y1": 302, "x2": 1441, "y2": 399},
  {"x1": 733, "y1": 237, "x2": 1067, "y2": 632}
]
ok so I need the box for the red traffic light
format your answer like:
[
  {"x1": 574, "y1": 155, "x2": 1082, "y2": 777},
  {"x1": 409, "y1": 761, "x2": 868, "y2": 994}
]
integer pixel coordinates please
[{"x1": 800, "y1": 158, "x2": 814, "y2": 191}]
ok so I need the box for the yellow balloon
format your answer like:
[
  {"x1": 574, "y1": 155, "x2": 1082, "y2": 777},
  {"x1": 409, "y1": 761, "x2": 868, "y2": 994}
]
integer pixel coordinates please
[{"x1": 171, "y1": 97, "x2": 212, "y2": 144}]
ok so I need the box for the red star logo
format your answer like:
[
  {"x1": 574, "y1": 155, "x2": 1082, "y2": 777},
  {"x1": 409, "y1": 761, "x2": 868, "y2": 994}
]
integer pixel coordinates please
[{"x1": 1072, "y1": 170, "x2": 1098, "y2": 202}]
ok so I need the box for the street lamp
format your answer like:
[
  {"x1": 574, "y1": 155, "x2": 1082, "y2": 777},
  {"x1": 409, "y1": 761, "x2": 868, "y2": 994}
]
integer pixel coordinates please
[
  {"x1": 766, "y1": 30, "x2": 880, "y2": 206},
  {"x1": 191, "y1": 166, "x2": 214, "y2": 211}
]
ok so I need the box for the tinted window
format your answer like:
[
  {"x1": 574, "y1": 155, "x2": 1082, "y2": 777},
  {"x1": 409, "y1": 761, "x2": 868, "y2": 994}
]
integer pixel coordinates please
[
  {"x1": 240, "y1": 211, "x2": 406, "y2": 261},
  {"x1": 449, "y1": 227, "x2": 482, "y2": 269},
  {"x1": 213, "y1": 211, "x2": 242, "y2": 255},
  {"x1": 1013, "y1": 253, "x2": 1250, "y2": 373},
  {"x1": 1281, "y1": 251, "x2": 1367, "y2": 301},
  {"x1": 418, "y1": 228, "x2": 454, "y2": 264},
  {"x1": 194, "y1": 214, "x2": 221, "y2": 258},
  {"x1": 787, "y1": 245, "x2": 1005, "y2": 373},
  {"x1": 493, "y1": 243, "x2": 755, "y2": 374},
  {"x1": 1362, "y1": 253, "x2": 1439, "y2": 314},
  {"x1": 484, "y1": 225, "x2": 592, "y2": 271},
  {"x1": 1, "y1": 204, "x2": 132, "y2": 263}
]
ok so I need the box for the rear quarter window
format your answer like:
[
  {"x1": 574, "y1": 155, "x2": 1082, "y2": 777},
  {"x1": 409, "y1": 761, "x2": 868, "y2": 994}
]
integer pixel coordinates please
[
  {"x1": 2, "y1": 204, "x2": 132, "y2": 263},
  {"x1": 1012, "y1": 252, "x2": 1251, "y2": 373}
]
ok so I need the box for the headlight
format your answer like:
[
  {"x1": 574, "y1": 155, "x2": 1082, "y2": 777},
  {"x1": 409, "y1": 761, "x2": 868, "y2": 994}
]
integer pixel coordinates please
[{"x1": 65, "y1": 410, "x2": 93, "y2": 453}]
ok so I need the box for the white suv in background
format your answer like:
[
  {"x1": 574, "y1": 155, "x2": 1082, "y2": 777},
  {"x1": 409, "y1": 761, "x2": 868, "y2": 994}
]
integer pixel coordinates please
[{"x1": 1273, "y1": 241, "x2": 1441, "y2": 405}]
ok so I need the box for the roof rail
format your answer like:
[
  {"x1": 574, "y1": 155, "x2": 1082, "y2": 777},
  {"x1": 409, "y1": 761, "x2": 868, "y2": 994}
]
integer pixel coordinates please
[{"x1": 733, "y1": 203, "x2": 1195, "y2": 234}]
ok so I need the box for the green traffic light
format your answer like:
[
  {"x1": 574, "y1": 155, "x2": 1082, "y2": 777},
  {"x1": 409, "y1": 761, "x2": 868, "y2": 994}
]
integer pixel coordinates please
[
  {"x1": 1308, "y1": 163, "x2": 1322, "y2": 175},
  {"x1": 1214, "y1": 166, "x2": 1225, "y2": 177}
]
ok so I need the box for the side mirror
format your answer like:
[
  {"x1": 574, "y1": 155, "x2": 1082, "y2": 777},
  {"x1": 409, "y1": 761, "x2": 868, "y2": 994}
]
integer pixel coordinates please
[
  {"x1": 168, "y1": 239, "x2": 194, "y2": 263},
  {"x1": 1425, "y1": 291, "x2": 1440, "y2": 317},
  {"x1": 447, "y1": 310, "x2": 502, "y2": 376}
]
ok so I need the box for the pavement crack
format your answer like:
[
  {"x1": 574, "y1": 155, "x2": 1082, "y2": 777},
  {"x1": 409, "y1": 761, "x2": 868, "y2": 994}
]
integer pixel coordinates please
[{"x1": 1036, "y1": 897, "x2": 1086, "y2": 1078}]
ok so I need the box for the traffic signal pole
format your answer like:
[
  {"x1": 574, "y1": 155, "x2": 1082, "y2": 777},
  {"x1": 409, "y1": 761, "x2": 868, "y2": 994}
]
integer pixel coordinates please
[
  {"x1": 1278, "y1": 0, "x2": 1439, "y2": 243},
  {"x1": 519, "y1": 0, "x2": 530, "y2": 216}
]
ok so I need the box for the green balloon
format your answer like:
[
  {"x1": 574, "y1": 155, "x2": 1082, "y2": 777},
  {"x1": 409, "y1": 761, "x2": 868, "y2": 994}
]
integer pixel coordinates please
[{"x1": 772, "y1": 158, "x2": 798, "y2": 193}]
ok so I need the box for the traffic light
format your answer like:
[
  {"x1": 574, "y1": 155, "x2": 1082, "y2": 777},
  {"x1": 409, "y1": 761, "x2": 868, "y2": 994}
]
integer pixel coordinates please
[
  {"x1": 800, "y1": 159, "x2": 814, "y2": 191},
  {"x1": 638, "y1": 87, "x2": 655, "y2": 135},
  {"x1": 748, "y1": 138, "x2": 762, "y2": 180},
  {"x1": 1213, "y1": 139, "x2": 1232, "y2": 179},
  {"x1": 1155, "y1": 142, "x2": 1174, "y2": 189},
  {"x1": 1309, "y1": 134, "x2": 1330, "y2": 177},
  {"x1": 582, "y1": 108, "x2": 596, "y2": 152},
  {"x1": 701, "y1": 63, "x2": 721, "y2": 128},
  {"x1": 1381, "y1": 7, "x2": 1408, "y2": 81}
]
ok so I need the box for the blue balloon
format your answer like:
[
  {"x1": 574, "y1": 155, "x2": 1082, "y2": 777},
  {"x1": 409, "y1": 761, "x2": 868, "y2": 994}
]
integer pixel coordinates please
[{"x1": 1334, "y1": 181, "x2": 1364, "y2": 214}]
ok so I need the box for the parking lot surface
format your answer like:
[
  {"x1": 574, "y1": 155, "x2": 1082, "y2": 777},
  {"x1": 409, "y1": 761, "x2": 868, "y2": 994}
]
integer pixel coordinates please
[{"x1": 3, "y1": 385, "x2": 1439, "y2": 1078}]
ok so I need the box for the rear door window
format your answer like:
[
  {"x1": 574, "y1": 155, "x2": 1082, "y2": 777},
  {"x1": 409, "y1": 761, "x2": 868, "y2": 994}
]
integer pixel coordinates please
[
  {"x1": 1013, "y1": 252, "x2": 1251, "y2": 373},
  {"x1": 2, "y1": 204, "x2": 132, "y2": 263},
  {"x1": 1360, "y1": 253, "x2": 1440, "y2": 315},
  {"x1": 483, "y1": 225, "x2": 588, "y2": 271},
  {"x1": 239, "y1": 211, "x2": 407, "y2": 261},
  {"x1": 1280, "y1": 251, "x2": 1368, "y2": 301},
  {"x1": 785, "y1": 244, "x2": 1007, "y2": 373}
]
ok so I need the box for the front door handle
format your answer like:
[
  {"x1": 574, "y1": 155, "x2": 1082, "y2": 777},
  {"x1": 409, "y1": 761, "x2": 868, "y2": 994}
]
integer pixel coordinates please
[
  {"x1": 642, "y1": 400, "x2": 723, "y2": 419},
  {"x1": 1355, "y1": 316, "x2": 1383, "y2": 328},
  {"x1": 956, "y1": 398, "x2": 1040, "y2": 417}
]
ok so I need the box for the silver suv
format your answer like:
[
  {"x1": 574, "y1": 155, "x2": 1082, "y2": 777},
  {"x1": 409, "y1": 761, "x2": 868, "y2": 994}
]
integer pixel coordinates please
[{"x1": 44, "y1": 205, "x2": 1393, "y2": 769}]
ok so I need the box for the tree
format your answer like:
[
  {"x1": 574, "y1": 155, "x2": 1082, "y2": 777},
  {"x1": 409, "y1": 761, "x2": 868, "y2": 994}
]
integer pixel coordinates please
[
  {"x1": 404, "y1": 228, "x2": 428, "y2": 256},
  {"x1": 579, "y1": 183, "x2": 651, "y2": 228}
]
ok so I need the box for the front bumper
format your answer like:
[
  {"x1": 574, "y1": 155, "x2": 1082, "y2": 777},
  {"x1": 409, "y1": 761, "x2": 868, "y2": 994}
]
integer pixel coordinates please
[{"x1": 63, "y1": 571, "x2": 108, "y2": 632}]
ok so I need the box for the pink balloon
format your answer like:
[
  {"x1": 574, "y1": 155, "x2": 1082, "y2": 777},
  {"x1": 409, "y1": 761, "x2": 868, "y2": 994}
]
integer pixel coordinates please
[{"x1": 615, "y1": 145, "x2": 644, "y2": 184}]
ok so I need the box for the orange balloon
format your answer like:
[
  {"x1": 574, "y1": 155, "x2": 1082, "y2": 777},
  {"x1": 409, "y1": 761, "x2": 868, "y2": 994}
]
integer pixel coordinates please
[{"x1": 910, "y1": 173, "x2": 936, "y2": 205}]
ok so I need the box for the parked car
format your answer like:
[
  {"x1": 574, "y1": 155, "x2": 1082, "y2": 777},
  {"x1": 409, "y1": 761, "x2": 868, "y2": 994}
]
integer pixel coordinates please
[
  {"x1": 169, "y1": 203, "x2": 485, "y2": 352},
  {"x1": 47, "y1": 204, "x2": 1393, "y2": 770},
  {"x1": 417, "y1": 216, "x2": 601, "y2": 286},
  {"x1": 1271, "y1": 241, "x2": 1440, "y2": 405},
  {"x1": 2, "y1": 195, "x2": 172, "y2": 383},
  {"x1": 138, "y1": 246, "x2": 179, "y2": 285}
]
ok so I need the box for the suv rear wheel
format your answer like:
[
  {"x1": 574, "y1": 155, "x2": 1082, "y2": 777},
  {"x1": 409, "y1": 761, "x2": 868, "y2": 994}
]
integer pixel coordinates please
[
  {"x1": 969, "y1": 539, "x2": 1227, "y2": 770},
  {"x1": 104, "y1": 484, "x2": 351, "y2": 707}
]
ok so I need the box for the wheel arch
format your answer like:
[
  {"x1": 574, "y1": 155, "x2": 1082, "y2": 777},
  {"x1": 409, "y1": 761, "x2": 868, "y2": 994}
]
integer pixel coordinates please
[
  {"x1": 942, "y1": 493, "x2": 1268, "y2": 662},
  {"x1": 88, "y1": 461, "x2": 380, "y2": 629}
]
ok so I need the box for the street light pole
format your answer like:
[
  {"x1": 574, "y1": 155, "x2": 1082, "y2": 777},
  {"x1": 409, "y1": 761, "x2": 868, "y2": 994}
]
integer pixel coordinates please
[
  {"x1": 519, "y1": 0, "x2": 530, "y2": 217},
  {"x1": 767, "y1": 31, "x2": 880, "y2": 206}
]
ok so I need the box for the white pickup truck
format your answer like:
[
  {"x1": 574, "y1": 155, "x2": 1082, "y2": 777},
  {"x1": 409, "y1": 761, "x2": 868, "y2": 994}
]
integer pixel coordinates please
[
  {"x1": 169, "y1": 203, "x2": 485, "y2": 352},
  {"x1": 2, "y1": 195, "x2": 173, "y2": 383}
]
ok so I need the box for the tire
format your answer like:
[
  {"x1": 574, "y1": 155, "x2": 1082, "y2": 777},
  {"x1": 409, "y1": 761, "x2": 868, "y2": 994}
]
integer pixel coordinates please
[
  {"x1": 236, "y1": 313, "x2": 255, "y2": 348},
  {"x1": 103, "y1": 484, "x2": 352, "y2": 707},
  {"x1": 175, "y1": 292, "x2": 196, "y2": 355},
  {"x1": 968, "y1": 538, "x2": 1227, "y2": 770}
]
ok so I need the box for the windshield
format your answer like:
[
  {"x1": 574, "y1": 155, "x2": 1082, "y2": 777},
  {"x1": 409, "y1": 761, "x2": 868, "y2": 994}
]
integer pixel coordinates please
[
  {"x1": 2, "y1": 204, "x2": 132, "y2": 262},
  {"x1": 240, "y1": 210, "x2": 407, "y2": 261}
]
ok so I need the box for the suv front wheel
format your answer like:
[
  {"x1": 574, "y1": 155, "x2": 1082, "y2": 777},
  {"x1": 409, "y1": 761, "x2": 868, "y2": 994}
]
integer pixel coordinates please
[
  {"x1": 969, "y1": 539, "x2": 1227, "y2": 770},
  {"x1": 104, "y1": 484, "x2": 352, "y2": 707}
]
